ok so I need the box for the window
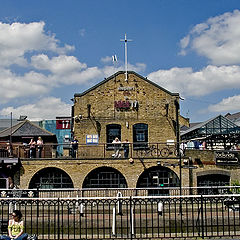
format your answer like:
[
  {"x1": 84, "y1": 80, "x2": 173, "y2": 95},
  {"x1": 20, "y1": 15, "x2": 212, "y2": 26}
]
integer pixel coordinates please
[
  {"x1": 133, "y1": 123, "x2": 148, "y2": 149},
  {"x1": 106, "y1": 124, "x2": 121, "y2": 148},
  {"x1": 82, "y1": 167, "x2": 127, "y2": 188},
  {"x1": 136, "y1": 166, "x2": 180, "y2": 196},
  {"x1": 197, "y1": 174, "x2": 230, "y2": 194},
  {"x1": 29, "y1": 167, "x2": 74, "y2": 189},
  {"x1": 86, "y1": 134, "x2": 99, "y2": 144}
]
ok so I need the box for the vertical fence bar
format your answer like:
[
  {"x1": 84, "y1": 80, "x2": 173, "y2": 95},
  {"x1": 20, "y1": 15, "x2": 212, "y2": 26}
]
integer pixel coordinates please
[
  {"x1": 112, "y1": 206, "x2": 116, "y2": 236},
  {"x1": 200, "y1": 195, "x2": 205, "y2": 239}
]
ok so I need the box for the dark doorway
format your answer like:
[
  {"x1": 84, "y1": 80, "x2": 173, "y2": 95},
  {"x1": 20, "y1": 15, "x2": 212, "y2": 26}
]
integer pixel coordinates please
[
  {"x1": 29, "y1": 167, "x2": 74, "y2": 189},
  {"x1": 197, "y1": 174, "x2": 230, "y2": 194},
  {"x1": 83, "y1": 167, "x2": 127, "y2": 188},
  {"x1": 137, "y1": 166, "x2": 180, "y2": 195}
]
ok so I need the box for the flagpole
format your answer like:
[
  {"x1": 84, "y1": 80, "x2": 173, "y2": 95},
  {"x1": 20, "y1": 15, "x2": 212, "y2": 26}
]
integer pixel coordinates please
[{"x1": 120, "y1": 34, "x2": 132, "y2": 81}]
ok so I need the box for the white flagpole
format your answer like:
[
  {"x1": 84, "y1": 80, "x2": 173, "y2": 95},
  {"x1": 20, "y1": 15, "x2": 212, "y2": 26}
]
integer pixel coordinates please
[{"x1": 120, "y1": 34, "x2": 132, "y2": 81}]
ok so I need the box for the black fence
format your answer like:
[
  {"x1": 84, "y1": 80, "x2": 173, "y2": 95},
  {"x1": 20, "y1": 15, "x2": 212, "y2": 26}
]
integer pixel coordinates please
[
  {"x1": 1, "y1": 195, "x2": 240, "y2": 239},
  {"x1": 1, "y1": 186, "x2": 239, "y2": 199}
]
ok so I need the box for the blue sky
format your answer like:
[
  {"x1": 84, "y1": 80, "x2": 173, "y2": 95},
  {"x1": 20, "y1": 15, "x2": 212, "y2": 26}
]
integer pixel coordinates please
[{"x1": 1, "y1": 0, "x2": 240, "y2": 122}]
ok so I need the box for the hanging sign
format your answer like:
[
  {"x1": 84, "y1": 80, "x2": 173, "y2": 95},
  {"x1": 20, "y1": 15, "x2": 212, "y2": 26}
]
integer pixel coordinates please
[{"x1": 215, "y1": 151, "x2": 239, "y2": 165}]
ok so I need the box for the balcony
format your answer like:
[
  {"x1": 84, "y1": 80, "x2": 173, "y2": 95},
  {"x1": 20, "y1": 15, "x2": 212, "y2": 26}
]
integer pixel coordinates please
[
  {"x1": 0, "y1": 141, "x2": 238, "y2": 163},
  {"x1": 0, "y1": 142, "x2": 181, "y2": 160}
]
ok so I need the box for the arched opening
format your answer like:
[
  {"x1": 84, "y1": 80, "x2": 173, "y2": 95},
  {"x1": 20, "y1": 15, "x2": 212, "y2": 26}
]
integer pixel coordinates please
[
  {"x1": 136, "y1": 166, "x2": 180, "y2": 195},
  {"x1": 197, "y1": 174, "x2": 230, "y2": 194},
  {"x1": 29, "y1": 167, "x2": 74, "y2": 189},
  {"x1": 82, "y1": 167, "x2": 127, "y2": 188}
]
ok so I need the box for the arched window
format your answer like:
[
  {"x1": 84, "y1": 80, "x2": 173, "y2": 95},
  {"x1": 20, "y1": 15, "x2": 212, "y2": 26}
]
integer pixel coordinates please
[
  {"x1": 133, "y1": 123, "x2": 148, "y2": 149},
  {"x1": 106, "y1": 124, "x2": 121, "y2": 148},
  {"x1": 137, "y1": 166, "x2": 179, "y2": 195},
  {"x1": 83, "y1": 167, "x2": 127, "y2": 188},
  {"x1": 197, "y1": 174, "x2": 230, "y2": 194},
  {"x1": 29, "y1": 167, "x2": 74, "y2": 189}
]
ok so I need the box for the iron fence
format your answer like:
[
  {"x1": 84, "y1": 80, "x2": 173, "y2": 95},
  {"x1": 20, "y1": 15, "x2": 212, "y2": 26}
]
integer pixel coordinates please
[
  {"x1": 1, "y1": 186, "x2": 240, "y2": 199},
  {"x1": 1, "y1": 195, "x2": 240, "y2": 239}
]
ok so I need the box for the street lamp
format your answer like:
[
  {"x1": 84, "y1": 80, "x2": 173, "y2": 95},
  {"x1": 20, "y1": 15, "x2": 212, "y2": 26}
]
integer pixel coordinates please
[{"x1": 174, "y1": 99, "x2": 181, "y2": 196}]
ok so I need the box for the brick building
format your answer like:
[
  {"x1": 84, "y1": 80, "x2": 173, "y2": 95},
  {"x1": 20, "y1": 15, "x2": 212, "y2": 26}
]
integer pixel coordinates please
[{"x1": 6, "y1": 71, "x2": 240, "y2": 194}]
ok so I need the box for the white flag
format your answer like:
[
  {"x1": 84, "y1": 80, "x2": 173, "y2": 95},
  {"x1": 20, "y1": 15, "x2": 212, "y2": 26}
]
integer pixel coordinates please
[{"x1": 112, "y1": 55, "x2": 118, "y2": 62}]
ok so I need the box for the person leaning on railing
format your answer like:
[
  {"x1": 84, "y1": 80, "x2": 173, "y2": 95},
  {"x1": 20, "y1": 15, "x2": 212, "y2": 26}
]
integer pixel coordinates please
[
  {"x1": 36, "y1": 137, "x2": 43, "y2": 158},
  {"x1": 0, "y1": 210, "x2": 28, "y2": 240}
]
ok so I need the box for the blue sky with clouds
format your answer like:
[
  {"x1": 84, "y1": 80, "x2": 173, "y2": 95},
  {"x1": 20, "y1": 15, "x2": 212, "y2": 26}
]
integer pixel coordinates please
[{"x1": 1, "y1": 0, "x2": 240, "y2": 122}]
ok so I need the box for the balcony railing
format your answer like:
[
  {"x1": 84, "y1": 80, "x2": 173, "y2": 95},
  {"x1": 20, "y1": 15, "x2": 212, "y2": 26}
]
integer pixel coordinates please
[
  {"x1": 0, "y1": 141, "x2": 237, "y2": 159},
  {"x1": 0, "y1": 142, "x2": 182, "y2": 159}
]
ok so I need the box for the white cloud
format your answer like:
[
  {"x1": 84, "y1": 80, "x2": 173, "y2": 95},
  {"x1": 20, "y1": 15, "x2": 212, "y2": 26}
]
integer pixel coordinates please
[
  {"x1": 31, "y1": 54, "x2": 87, "y2": 74},
  {"x1": 101, "y1": 56, "x2": 113, "y2": 63},
  {"x1": 0, "y1": 97, "x2": 72, "y2": 121},
  {"x1": 180, "y1": 10, "x2": 240, "y2": 65},
  {"x1": 147, "y1": 65, "x2": 240, "y2": 97},
  {"x1": 0, "y1": 21, "x2": 147, "y2": 119},
  {"x1": 0, "y1": 21, "x2": 74, "y2": 67},
  {"x1": 208, "y1": 95, "x2": 240, "y2": 113},
  {"x1": 79, "y1": 28, "x2": 86, "y2": 37},
  {"x1": 0, "y1": 67, "x2": 48, "y2": 103}
]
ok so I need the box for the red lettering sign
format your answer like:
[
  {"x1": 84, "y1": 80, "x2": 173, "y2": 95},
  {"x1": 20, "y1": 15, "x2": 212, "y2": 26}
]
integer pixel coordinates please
[
  {"x1": 56, "y1": 120, "x2": 71, "y2": 129},
  {"x1": 114, "y1": 101, "x2": 131, "y2": 110}
]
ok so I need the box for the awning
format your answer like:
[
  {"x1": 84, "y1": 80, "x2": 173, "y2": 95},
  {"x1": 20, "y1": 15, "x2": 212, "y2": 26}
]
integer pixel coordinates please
[{"x1": 0, "y1": 158, "x2": 19, "y2": 164}]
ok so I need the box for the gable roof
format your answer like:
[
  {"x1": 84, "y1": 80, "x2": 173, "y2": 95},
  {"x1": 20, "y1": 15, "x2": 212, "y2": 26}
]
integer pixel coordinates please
[
  {"x1": 181, "y1": 115, "x2": 240, "y2": 140},
  {"x1": 74, "y1": 71, "x2": 179, "y2": 98},
  {"x1": 225, "y1": 112, "x2": 240, "y2": 122},
  {"x1": 0, "y1": 120, "x2": 55, "y2": 138}
]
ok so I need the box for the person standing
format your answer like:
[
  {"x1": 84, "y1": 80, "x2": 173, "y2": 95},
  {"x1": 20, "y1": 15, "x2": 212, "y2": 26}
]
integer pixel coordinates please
[
  {"x1": 123, "y1": 139, "x2": 130, "y2": 158},
  {"x1": 0, "y1": 210, "x2": 28, "y2": 240},
  {"x1": 29, "y1": 138, "x2": 36, "y2": 158},
  {"x1": 71, "y1": 136, "x2": 79, "y2": 158},
  {"x1": 112, "y1": 137, "x2": 121, "y2": 158},
  {"x1": 37, "y1": 136, "x2": 43, "y2": 158}
]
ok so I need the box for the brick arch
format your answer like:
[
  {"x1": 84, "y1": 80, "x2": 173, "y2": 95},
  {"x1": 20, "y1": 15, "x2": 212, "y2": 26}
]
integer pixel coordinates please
[
  {"x1": 82, "y1": 166, "x2": 128, "y2": 188},
  {"x1": 136, "y1": 166, "x2": 180, "y2": 188},
  {"x1": 196, "y1": 170, "x2": 230, "y2": 177},
  {"x1": 28, "y1": 167, "x2": 74, "y2": 189}
]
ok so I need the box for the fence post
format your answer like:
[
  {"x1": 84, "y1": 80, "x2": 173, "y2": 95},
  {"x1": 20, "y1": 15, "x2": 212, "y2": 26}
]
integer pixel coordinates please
[
  {"x1": 57, "y1": 198, "x2": 60, "y2": 240},
  {"x1": 200, "y1": 195, "x2": 204, "y2": 239},
  {"x1": 130, "y1": 196, "x2": 134, "y2": 238},
  {"x1": 112, "y1": 207, "x2": 116, "y2": 236},
  {"x1": 117, "y1": 192, "x2": 123, "y2": 215}
]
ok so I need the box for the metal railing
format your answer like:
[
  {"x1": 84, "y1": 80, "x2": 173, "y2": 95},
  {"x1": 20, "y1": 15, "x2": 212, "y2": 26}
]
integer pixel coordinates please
[
  {"x1": 0, "y1": 141, "x2": 231, "y2": 160},
  {"x1": 1, "y1": 186, "x2": 240, "y2": 198},
  {"x1": 1, "y1": 194, "x2": 240, "y2": 239},
  {"x1": 0, "y1": 142, "x2": 181, "y2": 159}
]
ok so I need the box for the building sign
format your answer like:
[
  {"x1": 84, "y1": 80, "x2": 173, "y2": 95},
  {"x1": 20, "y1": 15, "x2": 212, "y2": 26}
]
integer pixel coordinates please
[
  {"x1": 56, "y1": 120, "x2": 71, "y2": 129},
  {"x1": 215, "y1": 151, "x2": 239, "y2": 165},
  {"x1": 114, "y1": 100, "x2": 139, "y2": 111},
  {"x1": 118, "y1": 86, "x2": 134, "y2": 91},
  {"x1": 0, "y1": 189, "x2": 39, "y2": 198}
]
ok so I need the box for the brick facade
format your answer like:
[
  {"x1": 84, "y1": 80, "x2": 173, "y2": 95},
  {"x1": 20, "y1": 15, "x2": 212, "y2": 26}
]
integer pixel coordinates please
[{"x1": 17, "y1": 71, "x2": 238, "y2": 191}]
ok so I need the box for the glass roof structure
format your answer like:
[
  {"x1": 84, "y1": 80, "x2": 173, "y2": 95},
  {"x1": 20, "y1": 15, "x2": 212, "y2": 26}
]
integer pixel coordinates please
[{"x1": 181, "y1": 115, "x2": 240, "y2": 144}]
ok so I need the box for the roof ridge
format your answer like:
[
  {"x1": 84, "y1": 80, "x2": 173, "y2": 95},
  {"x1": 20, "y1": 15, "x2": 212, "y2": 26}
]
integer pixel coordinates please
[{"x1": 74, "y1": 71, "x2": 179, "y2": 98}]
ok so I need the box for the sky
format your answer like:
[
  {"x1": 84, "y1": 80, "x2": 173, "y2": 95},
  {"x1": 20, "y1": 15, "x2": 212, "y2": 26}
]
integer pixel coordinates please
[{"x1": 1, "y1": 0, "x2": 240, "y2": 123}]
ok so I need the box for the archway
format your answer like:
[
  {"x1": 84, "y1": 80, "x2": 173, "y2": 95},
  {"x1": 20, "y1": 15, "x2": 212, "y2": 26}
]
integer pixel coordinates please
[
  {"x1": 136, "y1": 166, "x2": 180, "y2": 195},
  {"x1": 82, "y1": 167, "x2": 127, "y2": 188},
  {"x1": 29, "y1": 167, "x2": 74, "y2": 189},
  {"x1": 197, "y1": 173, "x2": 230, "y2": 194}
]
